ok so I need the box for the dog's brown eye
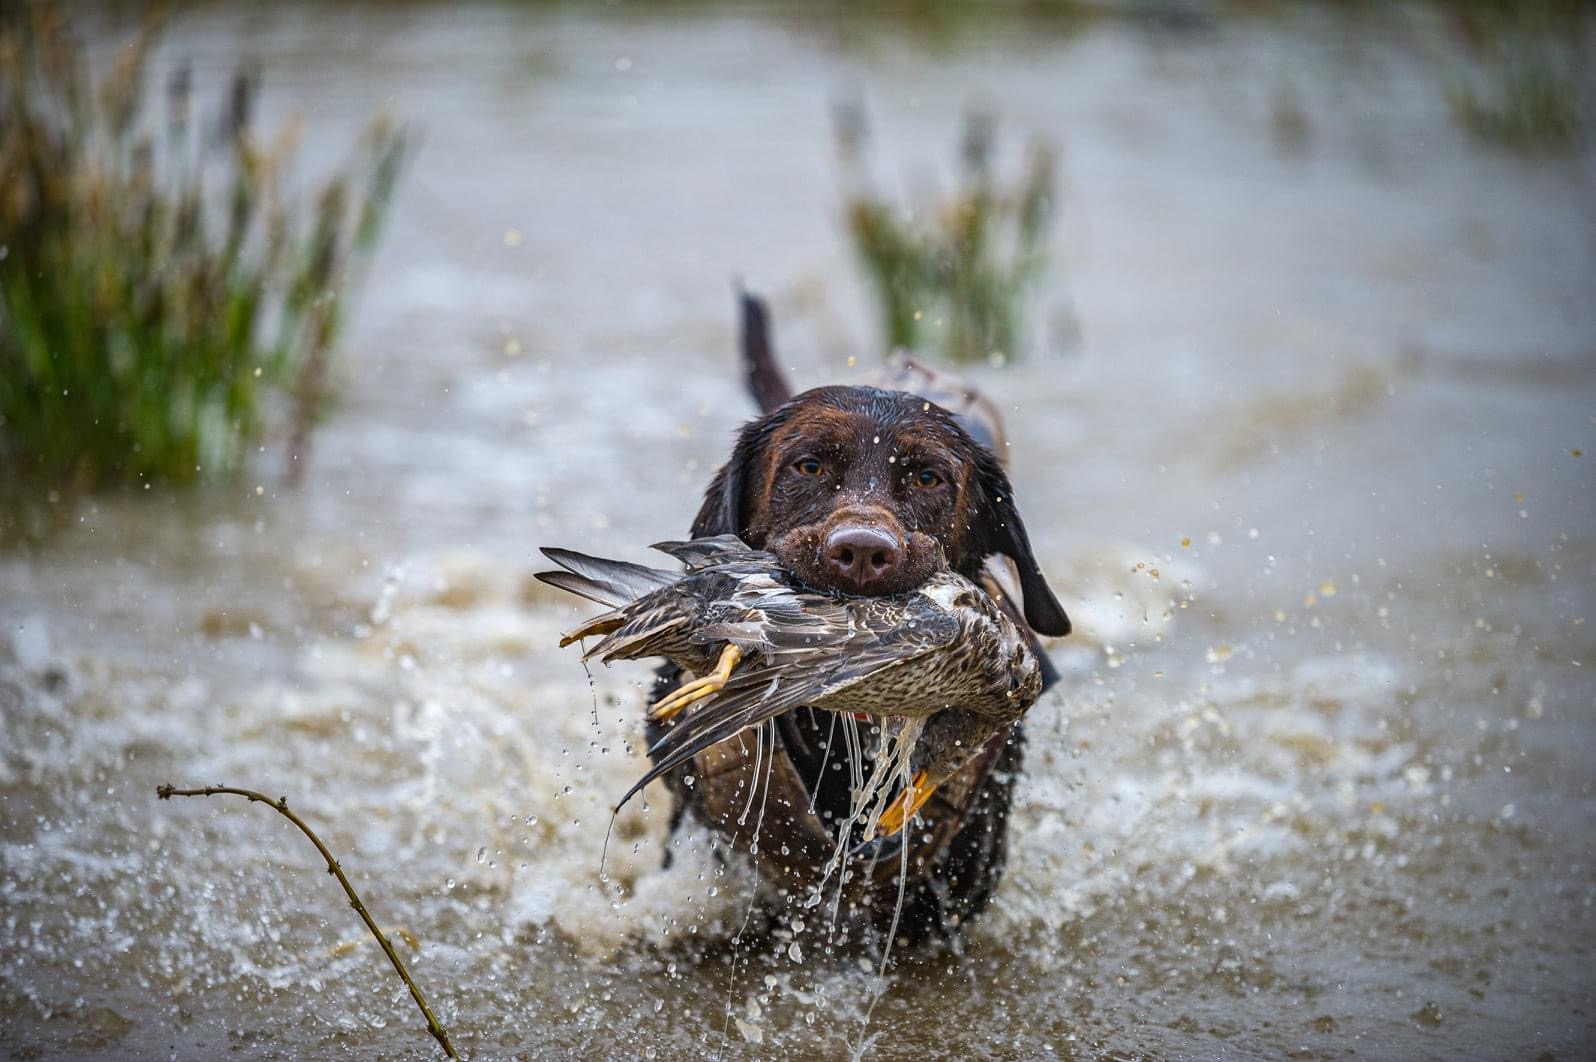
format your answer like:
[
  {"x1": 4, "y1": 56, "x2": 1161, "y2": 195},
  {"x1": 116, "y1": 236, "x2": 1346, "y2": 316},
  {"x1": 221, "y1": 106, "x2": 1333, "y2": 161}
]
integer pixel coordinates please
[
  {"x1": 794, "y1": 457, "x2": 824, "y2": 477},
  {"x1": 913, "y1": 468, "x2": 942, "y2": 489}
]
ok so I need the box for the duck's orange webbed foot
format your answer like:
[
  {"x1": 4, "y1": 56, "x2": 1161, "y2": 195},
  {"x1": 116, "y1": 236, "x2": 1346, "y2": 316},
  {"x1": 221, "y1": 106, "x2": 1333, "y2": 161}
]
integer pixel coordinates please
[
  {"x1": 876, "y1": 770, "x2": 934, "y2": 837},
  {"x1": 648, "y1": 644, "x2": 743, "y2": 722}
]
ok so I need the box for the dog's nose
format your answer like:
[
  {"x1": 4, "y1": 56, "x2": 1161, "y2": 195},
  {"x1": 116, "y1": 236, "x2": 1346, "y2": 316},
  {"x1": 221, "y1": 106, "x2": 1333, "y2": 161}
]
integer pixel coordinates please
[{"x1": 822, "y1": 526, "x2": 902, "y2": 593}]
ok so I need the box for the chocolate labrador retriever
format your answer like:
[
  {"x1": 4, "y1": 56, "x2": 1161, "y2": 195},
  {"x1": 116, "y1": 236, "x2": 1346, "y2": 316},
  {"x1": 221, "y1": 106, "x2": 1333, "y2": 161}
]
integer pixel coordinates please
[{"x1": 646, "y1": 294, "x2": 1068, "y2": 946}]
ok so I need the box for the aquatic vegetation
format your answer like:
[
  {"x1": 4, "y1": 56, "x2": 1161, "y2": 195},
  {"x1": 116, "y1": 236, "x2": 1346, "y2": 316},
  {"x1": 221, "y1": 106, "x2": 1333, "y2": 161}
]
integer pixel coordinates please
[
  {"x1": 0, "y1": 10, "x2": 405, "y2": 491},
  {"x1": 1434, "y1": 0, "x2": 1587, "y2": 153},
  {"x1": 804, "y1": 0, "x2": 1097, "y2": 54},
  {"x1": 1446, "y1": 56, "x2": 1584, "y2": 152},
  {"x1": 837, "y1": 106, "x2": 1056, "y2": 366}
]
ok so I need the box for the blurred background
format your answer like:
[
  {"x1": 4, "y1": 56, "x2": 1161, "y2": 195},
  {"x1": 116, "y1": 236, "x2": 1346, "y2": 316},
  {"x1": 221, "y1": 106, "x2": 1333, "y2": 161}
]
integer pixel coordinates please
[{"x1": 2, "y1": 2, "x2": 1593, "y2": 1058}]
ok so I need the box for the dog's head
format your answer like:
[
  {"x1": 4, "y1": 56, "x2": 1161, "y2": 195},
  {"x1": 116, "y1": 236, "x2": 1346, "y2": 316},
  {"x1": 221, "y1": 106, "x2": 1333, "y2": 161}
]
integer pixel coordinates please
[{"x1": 691, "y1": 385, "x2": 1070, "y2": 636}]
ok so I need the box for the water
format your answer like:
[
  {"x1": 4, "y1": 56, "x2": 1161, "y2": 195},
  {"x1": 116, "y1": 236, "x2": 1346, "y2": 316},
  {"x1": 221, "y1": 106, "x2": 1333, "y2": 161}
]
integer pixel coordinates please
[{"x1": 4, "y1": 5, "x2": 1595, "y2": 1058}]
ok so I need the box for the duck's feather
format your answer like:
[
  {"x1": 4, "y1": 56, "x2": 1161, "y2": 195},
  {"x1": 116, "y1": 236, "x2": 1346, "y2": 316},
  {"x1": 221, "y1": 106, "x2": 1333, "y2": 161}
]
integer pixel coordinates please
[
  {"x1": 536, "y1": 547, "x2": 676, "y2": 607},
  {"x1": 649, "y1": 535, "x2": 757, "y2": 569},
  {"x1": 580, "y1": 612, "x2": 692, "y2": 661}
]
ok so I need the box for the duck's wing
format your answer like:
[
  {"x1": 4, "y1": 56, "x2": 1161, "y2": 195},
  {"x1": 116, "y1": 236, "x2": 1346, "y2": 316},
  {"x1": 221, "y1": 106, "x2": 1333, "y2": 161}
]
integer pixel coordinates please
[
  {"x1": 649, "y1": 536, "x2": 769, "y2": 570},
  {"x1": 576, "y1": 566, "x2": 776, "y2": 662},
  {"x1": 616, "y1": 601, "x2": 959, "y2": 810},
  {"x1": 687, "y1": 578, "x2": 855, "y2": 654},
  {"x1": 579, "y1": 608, "x2": 692, "y2": 662},
  {"x1": 535, "y1": 547, "x2": 677, "y2": 608}
]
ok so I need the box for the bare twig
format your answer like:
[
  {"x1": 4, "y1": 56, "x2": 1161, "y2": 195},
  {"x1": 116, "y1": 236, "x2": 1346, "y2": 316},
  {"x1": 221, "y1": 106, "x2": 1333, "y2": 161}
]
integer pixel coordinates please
[{"x1": 156, "y1": 783, "x2": 460, "y2": 1059}]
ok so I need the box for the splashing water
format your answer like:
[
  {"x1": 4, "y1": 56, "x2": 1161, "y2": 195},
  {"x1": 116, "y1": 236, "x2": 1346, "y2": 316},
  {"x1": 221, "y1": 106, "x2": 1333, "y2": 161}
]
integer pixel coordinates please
[{"x1": 3, "y1": 4, "x2": 1594, "y2": 1059}]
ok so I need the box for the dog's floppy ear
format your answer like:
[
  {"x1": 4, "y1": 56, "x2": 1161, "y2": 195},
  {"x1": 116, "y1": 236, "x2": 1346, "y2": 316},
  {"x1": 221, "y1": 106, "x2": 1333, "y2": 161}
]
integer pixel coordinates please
[
  {"x1": 971, "y1": 447, "x2": 1071, "y2": 637},
  {"x1": 690, "y1": 406, "x2": 787, "y2": 540}
]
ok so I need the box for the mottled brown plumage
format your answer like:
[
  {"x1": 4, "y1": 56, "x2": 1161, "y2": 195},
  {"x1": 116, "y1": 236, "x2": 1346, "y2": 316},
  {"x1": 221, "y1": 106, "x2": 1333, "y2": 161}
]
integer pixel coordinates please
[{"x1": 536, "y1": 535, "x2": 1042, "y2": 827}]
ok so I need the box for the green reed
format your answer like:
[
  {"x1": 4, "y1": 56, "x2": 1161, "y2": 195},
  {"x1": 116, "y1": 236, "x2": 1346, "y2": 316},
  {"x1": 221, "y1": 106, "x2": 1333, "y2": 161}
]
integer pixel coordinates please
[
  {"x1": 838, "y1": 107, "x2": 1055, "y2": 366},
  {"x1": 1436, "y1": 0, "x2": 1587, "y2": 153},
  {"x1": 0, "y1": 10, "x2": 405, "y2": 491}
]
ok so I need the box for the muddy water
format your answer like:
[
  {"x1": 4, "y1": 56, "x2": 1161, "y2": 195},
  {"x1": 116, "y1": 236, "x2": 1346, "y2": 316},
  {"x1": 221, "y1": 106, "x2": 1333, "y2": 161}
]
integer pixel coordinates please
[{"x1": 4, "y1": 5, "x2": 1595, "y2": 1059}]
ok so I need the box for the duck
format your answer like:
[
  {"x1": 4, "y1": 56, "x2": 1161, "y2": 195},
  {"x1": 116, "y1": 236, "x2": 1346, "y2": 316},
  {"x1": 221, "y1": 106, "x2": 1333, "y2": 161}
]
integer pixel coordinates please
[{"x1": 536, "y1": 535, "x2": 1042, "y2": 837}]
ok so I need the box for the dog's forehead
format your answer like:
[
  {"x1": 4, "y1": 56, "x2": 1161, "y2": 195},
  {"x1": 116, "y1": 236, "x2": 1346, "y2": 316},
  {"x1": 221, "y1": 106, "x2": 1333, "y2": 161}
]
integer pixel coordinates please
[
  {"x1": 775, "y1": 387, "x2": 962, "y2": 455},
  {"x1": 811, "y1": 385, "x2": 949, "y2": 423}
]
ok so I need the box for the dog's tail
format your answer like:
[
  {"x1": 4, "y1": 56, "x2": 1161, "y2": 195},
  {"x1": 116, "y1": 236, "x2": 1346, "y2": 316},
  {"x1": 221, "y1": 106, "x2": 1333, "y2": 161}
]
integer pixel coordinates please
[{"x1": 740, "y1": 289, "x2": 792, "y2": 414}]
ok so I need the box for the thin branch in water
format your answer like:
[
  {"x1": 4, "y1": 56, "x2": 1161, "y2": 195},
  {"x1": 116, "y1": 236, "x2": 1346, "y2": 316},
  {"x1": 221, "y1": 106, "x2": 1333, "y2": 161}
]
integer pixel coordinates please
[{"x1": 156, "y1": 783, "x2": 460, "y2": 1060}]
